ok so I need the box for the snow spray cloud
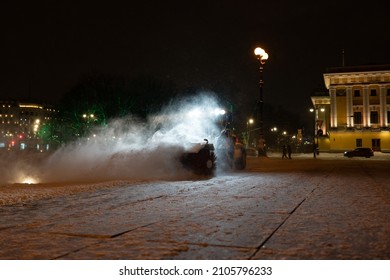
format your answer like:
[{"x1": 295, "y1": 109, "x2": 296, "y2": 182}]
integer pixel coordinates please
[
  {"x1": 1, "y1": 93, "x2": 224, "y2": 185},
  {"x1": 0, "y1": 151, "x2": 45, "y2": 185}
]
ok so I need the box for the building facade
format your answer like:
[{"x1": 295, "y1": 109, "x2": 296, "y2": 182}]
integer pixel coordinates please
[
  {"x1": 0, "y1": 100, "x2": 56, "y2": 151},
  {"x1": 313, "y1": 65, "x2": 390, "y2": 152}
]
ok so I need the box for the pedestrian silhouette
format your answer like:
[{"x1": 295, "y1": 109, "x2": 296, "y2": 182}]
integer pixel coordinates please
[
  {"x1": 282, "y1": 145, "x2": 288, "y2": 159},
  {"x1": 287, "y1": 144, "x2": 292, "y2": 159}
]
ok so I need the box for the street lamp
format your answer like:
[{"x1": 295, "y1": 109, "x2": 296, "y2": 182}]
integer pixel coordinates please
[
  {"x1": 254, "y1": 47, "x2": 269, "y2": 156},
  {"x1": 82, "y1": 113, "x2": 97, "y2": 122},
  {"x1": 309, "y1": 108, "x2": 318, "y2": 158},
  {"x1": 270, "y1": 127, "x2": 278, "y2": 150},
  {"x1": 246, "y1": 118, "x2": 254, "y2": 148}
]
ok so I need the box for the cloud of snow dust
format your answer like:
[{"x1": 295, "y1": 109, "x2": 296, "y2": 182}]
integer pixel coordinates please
[
  {"x1": 0, "y1": 151, "x2": 45, "y2": 185},
  {"x1": 0, "y1": 93, "x2": 225, "y2": 185}
]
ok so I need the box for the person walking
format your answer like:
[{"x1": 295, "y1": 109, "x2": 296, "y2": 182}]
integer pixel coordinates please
[
  {"x1": 287, "y1": 144, "x2": 292, "y2": 159},
  {"x1": 282, "y1": 145, "x2": 288, "y2": 159}
]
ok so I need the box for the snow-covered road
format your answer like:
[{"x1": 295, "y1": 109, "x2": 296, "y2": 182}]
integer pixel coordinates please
[{"x1": 1, "y1": 155, "x2": 390, "y2": 259}]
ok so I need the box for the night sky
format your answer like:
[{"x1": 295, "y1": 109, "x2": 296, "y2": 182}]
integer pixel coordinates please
[{"x1": 2, "y1": 0, "x2": 390, "y2": 121}]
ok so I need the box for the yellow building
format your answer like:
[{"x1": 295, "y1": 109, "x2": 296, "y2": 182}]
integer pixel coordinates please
[{"x1": 313, "y1": 65, "x2": 390, "y2": 152}]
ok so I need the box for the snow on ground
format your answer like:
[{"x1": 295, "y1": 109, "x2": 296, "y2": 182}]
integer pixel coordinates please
[
  {"x1": 1, "y1": 151, "x2": 389, "y2": 207},
  {"x1": 0, "y1": 147, "x2": 184, "y2": 206},
  {"x1": 0, "y1": 180, "x2": 141, "y2": 207},
  {"x1": 1, "y1": 153, "x2": 390, "y2": 260}
]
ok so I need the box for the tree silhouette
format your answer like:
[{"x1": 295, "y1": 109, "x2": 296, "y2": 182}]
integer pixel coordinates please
[{"x1": 52, "y1": 73, "x2": 178, "y2": 143}]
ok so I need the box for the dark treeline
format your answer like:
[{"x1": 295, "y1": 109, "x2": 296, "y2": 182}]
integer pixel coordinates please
[
  {"x1": 40, "y1": 73, "x2": 180, "y2": 145},
  {"x1": 59, "y1": 73, "x2": 179, "y2": 121}
]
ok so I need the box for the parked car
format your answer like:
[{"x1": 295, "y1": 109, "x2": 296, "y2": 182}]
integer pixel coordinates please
[{"x1": 344, "y1": 147, "x2": 374, "y2": 158}]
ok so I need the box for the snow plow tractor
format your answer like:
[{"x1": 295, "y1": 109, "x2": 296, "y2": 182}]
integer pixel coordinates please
[
  {"x1": 180, "y1": 139, "x2": 216, "y2": 175},
  {"x1": 179, "y1": 135, "x2": 245, "y2": 175},
  {"x1": 150, "y1": 100, "x2": 246, "y2": 175}
]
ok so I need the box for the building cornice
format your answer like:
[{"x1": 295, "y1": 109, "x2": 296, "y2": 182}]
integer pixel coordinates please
[{"x1": 323, "y1": 68, "x2": 390, "y2": 89}]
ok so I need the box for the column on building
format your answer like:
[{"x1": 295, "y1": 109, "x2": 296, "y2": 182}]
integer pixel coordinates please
[
  {"x1": 380, "y1": 86, "x2": 387, "y2": 127},
  {"x1": 363, "y1": 86, "x2": 370, "y2": 127},
  {"x1": 330, "y1": 88, "x2": 337, "y2": 128},
  {"x1": 346, "y1": 87, "x2": 353, "y2": 127}
]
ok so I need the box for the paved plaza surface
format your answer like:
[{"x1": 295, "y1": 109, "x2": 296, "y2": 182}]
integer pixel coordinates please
[{"x1": 1, "y1": 153, "x2": 390, "y2": 259}]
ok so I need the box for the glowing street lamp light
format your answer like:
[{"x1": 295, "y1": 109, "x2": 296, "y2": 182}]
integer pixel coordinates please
[
  {"x1": 82, "y1": 113, "x2": 97, "y2": 122},
  {"x1": 254, "y1": 47, "x2": 269, "y2": 64},
  {"x1": 254, "y1": 47, "x2": 269, "y2": 156},
  {"x1": 246, "y1": 118, "x2": 255, "y2": 148}
]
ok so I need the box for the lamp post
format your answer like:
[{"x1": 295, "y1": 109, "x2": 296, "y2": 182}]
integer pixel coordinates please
[
  {"x1": 82, "y1": 113, "x2": 97, "y2": 137},
  {"x1": 246, "y1": 118, "x2": 254, "y2": 148},
  {"x1": 270, "y1": 126, "x2": 278, "y2": 150},
  {"x1": 309, "y1": 108, "x2": 317, "y2": 158},
  {"x1": 254, "y1": 47, "x2": 269, "y2": 156}
]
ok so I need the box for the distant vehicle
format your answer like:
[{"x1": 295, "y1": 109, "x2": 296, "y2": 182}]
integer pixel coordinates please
[
  {"x1": 245, "y1": 147, "x2": 258, "y2": 157},
  {"x1": 344, "y1": 148, "x2": 374, "y2": 158}
]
